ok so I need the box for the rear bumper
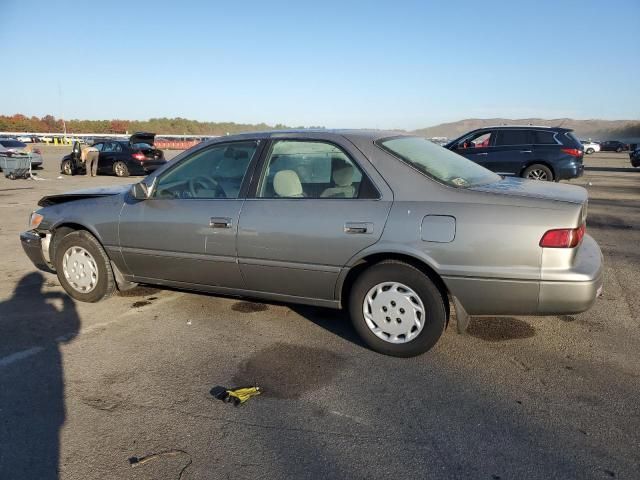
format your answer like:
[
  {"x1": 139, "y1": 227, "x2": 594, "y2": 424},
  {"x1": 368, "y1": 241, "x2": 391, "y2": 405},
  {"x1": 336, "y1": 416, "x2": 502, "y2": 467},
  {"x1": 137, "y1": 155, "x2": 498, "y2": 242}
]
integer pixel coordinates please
[
  {"x1": 20, "y1": 230, "x2": 54, "y2": 273},
  {"x1": 538, "y1": 235, "x2": 603, "y2": 314},
  {"x1": 556, "y1": 160, "x2": 584, "y2": 180}
]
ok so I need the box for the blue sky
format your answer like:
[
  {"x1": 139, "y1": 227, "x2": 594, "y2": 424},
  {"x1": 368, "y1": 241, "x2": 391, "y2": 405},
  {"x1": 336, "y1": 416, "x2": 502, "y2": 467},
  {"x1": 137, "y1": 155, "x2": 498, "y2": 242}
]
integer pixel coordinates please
[{"x1": 1, "y1": 0, "x2": 638, "y2": 129}]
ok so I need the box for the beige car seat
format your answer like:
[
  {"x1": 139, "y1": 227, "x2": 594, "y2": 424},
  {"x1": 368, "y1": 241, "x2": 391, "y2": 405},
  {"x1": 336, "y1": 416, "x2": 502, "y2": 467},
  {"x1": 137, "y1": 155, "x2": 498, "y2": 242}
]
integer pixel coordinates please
[
  {"x1": 321, "y1": 162, "x2": 355, "y2": 198},
  {"x1": 273, "y1": 170, "x2": 304, "y2": 198}
]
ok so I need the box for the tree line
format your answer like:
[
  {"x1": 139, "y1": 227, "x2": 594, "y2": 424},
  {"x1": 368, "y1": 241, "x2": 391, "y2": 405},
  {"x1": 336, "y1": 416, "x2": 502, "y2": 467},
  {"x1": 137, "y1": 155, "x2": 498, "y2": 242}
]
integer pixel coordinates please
[{"x1": 0, "y1": 114, "x2": 324, "y2": 135}]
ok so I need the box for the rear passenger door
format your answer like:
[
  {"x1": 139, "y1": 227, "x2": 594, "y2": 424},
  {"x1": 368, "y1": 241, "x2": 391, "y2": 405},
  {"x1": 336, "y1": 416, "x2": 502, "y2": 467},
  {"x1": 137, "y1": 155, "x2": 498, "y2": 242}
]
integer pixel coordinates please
[
  {"x1": 491, "y1": 129, "x2": 533, "y2": 175},
  {"x1": 236, "y1": 138, "x2": 392, "y2": 302},
  {"x1": 99, "y1": 141, "x2": 121, "y2": 174}
]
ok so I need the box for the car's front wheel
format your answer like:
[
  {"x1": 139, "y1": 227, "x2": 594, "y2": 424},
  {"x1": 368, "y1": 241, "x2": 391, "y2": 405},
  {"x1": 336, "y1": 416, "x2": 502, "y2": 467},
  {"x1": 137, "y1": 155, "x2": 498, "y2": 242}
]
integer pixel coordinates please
[
  {"x1": 523, "y1": 164, "x2": 553, "y2": 181},
  {"x1": 586, "y1": 148, "x2": 594, "y2": 154},
  {"x1": 114, "y1": 161, "x2": 130, "y2": 177},
  {"x1": 349, "y1": 260, "x2": 447, "y2": 357},
  {"x1": 54, "y1": 230, "x2": 115, "y2": 302}
]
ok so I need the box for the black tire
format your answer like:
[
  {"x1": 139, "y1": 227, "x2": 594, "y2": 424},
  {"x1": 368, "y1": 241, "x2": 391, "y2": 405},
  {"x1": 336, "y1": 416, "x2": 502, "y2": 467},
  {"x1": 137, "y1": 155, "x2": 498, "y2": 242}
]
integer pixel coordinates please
[
  {"x1": 61, "y1": 159, "x2": 74, "y2": 176},
  {"x1": 616, "y1": 146, "x2": 623, "y2": 153},
  {"x1": 54, "y1": 230, "x2": 115, "y2": 303},
  {"x1": 349, "y1": 260, "x2": 447, "y2": 357},
  {"x1": 523, "y1": 164, "x2": 553, "y2": 181},
  {"x1": 113, "y1": 161, "x2": 129, "y2": 177},
  {"x1": 586, "y1": 148, "x2": 594, "y2": 154}
]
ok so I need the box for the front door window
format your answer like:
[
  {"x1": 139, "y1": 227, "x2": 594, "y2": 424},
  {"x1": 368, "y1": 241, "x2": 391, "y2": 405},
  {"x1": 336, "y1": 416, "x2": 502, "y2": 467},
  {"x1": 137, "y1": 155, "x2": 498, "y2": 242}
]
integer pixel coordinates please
[{"x1": 154, "y1": 141, "x2": 258, "y2": 199}]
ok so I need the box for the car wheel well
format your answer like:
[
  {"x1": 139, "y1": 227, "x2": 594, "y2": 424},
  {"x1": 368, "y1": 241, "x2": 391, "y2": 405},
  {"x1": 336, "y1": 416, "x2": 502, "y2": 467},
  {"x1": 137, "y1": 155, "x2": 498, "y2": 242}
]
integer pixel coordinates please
[
  {"x1": 50, "y1": 223, "x2": 96, "y2": 265},
  {"x1": 341, "y1": 252, "x2": 450, "y2": 320}
]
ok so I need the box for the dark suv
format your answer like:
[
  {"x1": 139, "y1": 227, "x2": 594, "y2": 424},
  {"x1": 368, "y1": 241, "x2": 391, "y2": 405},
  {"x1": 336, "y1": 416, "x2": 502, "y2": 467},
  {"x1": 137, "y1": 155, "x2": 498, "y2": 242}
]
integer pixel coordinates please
[
  {"x1": 445, "y1": 126, "x2": 584, "y2": 181},
  {"x1": 600, "y1": 140, "x2": 628, "y2": 153},
  {"x1": 60, "y1": 132, "x2": 166, "y2": 177}
]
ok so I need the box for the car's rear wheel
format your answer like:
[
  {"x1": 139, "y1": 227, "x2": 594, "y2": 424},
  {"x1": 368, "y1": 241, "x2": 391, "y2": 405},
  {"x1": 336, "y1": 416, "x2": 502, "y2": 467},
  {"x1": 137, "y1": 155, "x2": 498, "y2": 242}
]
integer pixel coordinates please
[
  {"x1": 349, "y1": 260, "x2": 447, "y2": 357},
  {"x1": 616, "y1": 146, "x2": 623, "y2": 153},
  {"x1": 54, "y1": 230, "x2": 115, "y2": 302},
  {"x1": 523, "y1": 164, "x2": 553, "y2": 181},
  {"x1": 114, "y1": 161, "x2": 129, "y2": 177},
  {"x1": 586, "y1": 148, "x2": 594, "y2": 154},
  {"x1": 61, "y1": 159, "x2": 74, "y2": 175}
]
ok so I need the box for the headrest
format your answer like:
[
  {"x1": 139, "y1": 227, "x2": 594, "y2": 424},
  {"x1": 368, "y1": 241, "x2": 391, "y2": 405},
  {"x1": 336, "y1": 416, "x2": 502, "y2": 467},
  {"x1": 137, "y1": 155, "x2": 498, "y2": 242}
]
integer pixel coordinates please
[
  {"x1": 332, "y1": 162, "x2": 354, "y2": 187},
  {"x1": 273, "y1": 170, "x2": 303, "y2": 197},
  {"x1": 235, "y1": 150, "x2": 249, "y2": 160}
]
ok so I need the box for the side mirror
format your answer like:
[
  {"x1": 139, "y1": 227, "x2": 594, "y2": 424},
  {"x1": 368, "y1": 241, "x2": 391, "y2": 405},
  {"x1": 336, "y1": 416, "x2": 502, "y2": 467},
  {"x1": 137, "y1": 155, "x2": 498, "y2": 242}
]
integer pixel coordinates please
[{"x1": 130, "y1": 178, "x2": 157, "y2": 200}]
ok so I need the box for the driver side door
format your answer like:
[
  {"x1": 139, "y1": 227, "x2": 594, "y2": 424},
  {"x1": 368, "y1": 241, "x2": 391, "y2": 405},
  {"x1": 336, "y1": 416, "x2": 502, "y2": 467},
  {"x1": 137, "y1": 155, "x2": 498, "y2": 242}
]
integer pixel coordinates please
[{"x1": 118, "y1": 140, "x2": 262, "y2": 288}]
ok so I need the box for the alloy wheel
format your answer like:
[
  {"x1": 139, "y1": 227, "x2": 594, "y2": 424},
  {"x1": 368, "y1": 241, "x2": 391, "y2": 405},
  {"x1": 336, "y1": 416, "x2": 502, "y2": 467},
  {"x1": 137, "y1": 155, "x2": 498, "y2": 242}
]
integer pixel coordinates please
[{"x1": 527, "y1": 169, "x2": 548, "y2": 180}]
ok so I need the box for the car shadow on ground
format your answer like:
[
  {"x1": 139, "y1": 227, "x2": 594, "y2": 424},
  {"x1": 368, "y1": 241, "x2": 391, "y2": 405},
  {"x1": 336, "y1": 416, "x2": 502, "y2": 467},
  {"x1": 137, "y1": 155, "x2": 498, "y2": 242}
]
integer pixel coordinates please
[
  {"x1": 288, "y1": 305, "x2": 367, "y2": 348},
  {"x1": 0, "y1": 272, "x2": 80, "y2": 479}
]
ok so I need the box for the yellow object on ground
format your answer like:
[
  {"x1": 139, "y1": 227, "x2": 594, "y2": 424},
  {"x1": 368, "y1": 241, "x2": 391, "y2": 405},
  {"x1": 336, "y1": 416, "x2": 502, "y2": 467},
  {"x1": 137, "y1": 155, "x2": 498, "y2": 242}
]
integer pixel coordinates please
[{"x1": 226, "y1": 386, "x2": 261, "y2": 405}]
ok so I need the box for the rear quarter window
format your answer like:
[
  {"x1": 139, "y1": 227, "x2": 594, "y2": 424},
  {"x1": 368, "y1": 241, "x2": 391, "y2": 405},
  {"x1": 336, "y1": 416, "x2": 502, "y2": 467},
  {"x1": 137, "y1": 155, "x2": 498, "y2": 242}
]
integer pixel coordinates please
[
  {"x1": 532, "y1": 131, "x2": 558, "y2": 145},
  {"x1": 563, "y1": 132, "x2": 583, "y2": 148}
]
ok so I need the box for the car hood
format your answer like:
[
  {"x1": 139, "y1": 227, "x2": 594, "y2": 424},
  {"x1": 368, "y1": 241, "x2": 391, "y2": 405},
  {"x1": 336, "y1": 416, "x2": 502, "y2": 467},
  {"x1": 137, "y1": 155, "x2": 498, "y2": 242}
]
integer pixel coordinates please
[
  {"x1": 130, "y1": 132, "x2": 155, "y2": 145},
  {"x1": 469, "y1": 177, "x2": 587, "y2": 205},
  {"x1": 38, "y1": 184, "x2": 131, "y2": 207}
]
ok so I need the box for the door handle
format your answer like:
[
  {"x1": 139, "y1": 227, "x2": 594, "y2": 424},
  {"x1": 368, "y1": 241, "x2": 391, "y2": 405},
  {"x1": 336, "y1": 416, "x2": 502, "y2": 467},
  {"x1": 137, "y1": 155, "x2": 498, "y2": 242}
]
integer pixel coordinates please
[
  {"x1": 344, "y1": 222, "x2": 373, "y2": 234},
  {"x1": 475, "y1": 152, "x2": 488, "y2": 156},
  {"x1": 210, "y1": 217, "x2": 232, "y2": 228},
  {"x1": 520, "y1": 150, "x2": 532, "y2": 153}
]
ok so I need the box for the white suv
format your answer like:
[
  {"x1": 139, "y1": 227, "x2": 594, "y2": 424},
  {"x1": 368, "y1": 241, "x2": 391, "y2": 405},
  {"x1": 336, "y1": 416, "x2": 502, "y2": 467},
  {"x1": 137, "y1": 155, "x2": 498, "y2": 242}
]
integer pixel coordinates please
[{"x1": 581, "y1": 140, "x2": 600, "y2": 154}]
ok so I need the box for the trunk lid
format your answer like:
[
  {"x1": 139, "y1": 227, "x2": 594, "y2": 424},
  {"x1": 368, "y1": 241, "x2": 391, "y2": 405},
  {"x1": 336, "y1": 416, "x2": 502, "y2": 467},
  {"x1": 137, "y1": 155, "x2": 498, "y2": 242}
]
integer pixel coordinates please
[
  {"x1": 129, "y1": 132, "x2": 156, "y2": 146},
  {"x1": 470, "y1": 176, "x2": 587, "y2": 205}
]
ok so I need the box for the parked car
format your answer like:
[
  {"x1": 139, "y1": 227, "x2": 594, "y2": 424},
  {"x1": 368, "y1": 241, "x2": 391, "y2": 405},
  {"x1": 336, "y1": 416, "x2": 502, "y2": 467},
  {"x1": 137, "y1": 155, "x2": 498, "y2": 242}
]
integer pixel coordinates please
[
  {"x1": 581, "y1": 140, "x2": 600, "y2": 154},
  {"x1": 630, "y1": 147, "x2": 640, "y2": 168},
  {"x1": 21, "y1": 130, "x2": 603, "y2": 357},
  {"x1": 445, "y1": 126, "x2": 584, "y2": 181},
  {"x1": 60, "y1": 132, "x2": 165, "y2": 177},
  {"x1": 600, "y1": 140, "x2": 628, "y2": 153},
  {"x1": 0, "y1": 138, "x2": 43, "y2": 169}
]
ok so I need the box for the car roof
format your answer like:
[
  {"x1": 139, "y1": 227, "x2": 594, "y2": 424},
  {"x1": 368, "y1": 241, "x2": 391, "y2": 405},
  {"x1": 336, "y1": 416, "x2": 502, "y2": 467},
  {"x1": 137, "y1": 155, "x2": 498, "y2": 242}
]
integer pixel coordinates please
[
  {"x1": 472, "y1": 125, "x2": 573, "y2": 132},
  {"x1": 206, "y1": 129, "x2": 409, "y2": 143}
]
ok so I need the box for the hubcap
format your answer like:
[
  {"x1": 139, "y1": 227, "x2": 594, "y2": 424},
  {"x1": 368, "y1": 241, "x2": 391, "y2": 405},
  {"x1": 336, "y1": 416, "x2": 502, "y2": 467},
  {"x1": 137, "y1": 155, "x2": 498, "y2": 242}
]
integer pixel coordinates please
[
  {"x1": 363, "y1": 282, "x2": 426, "y2": 344},
  {"x1": 527, "y1": 169, "x2": 548, "y2": 180},
  {"x1": 62, "y1": 246, "x2": 98, "y2": 293},
  {"x1": 64, "y1": 162, "x2": 71, "y2": 174}
]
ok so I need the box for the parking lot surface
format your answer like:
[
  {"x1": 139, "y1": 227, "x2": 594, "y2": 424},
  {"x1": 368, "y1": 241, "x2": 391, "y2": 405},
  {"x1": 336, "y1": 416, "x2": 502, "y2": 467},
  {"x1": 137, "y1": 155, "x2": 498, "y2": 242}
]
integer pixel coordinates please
[{"x1": 1, "y1": 146, "x2": 638, "y2": 479}]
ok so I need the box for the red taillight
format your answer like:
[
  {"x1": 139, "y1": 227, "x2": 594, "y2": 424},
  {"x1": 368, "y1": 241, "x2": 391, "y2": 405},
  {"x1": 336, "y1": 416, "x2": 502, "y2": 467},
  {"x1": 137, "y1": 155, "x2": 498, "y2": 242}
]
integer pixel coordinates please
[
  {"x1": 561, "y1": 148, "x2": 583, "y2": 158},
  {"x1": 540, "y1": 224, "x2": 586, "y2": 248},
  {"x1": 132, "y1": 152, "x2": 145, "y2": 161}
]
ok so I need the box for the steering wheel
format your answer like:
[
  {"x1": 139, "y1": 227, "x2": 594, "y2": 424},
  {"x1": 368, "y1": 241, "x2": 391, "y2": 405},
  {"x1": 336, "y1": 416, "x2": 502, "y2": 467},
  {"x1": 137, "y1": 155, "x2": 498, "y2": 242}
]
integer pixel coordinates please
[{"x1": 188, "y1": 176, "x2": 222, "y2": 197}]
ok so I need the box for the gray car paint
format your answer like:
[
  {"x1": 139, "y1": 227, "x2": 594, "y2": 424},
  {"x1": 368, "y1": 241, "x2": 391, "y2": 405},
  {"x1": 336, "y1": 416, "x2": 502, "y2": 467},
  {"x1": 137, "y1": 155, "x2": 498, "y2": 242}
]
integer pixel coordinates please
[{"x1": 23, "y1": 130, "x2": 603, "y2": 317}]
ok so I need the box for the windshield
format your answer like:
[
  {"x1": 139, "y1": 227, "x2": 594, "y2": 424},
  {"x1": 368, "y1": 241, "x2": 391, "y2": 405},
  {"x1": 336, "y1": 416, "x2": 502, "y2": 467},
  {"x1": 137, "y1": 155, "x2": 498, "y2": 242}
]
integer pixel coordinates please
[{"x1": 377, "y1": 136, "x2": 501, "y2": 188}]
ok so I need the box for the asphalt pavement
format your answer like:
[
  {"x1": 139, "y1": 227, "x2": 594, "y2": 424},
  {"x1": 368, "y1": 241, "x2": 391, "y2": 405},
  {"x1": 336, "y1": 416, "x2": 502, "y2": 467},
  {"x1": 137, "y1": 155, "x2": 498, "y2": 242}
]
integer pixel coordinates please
[{"x1": 0, "y1": 145, "x2": 638, "y2": 479}]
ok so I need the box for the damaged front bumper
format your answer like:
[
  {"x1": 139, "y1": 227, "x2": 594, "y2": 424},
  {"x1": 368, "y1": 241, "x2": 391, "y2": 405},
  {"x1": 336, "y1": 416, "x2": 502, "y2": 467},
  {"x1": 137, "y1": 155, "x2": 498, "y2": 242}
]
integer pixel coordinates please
[{"x1": 20, "y1": 230, "x2": 54, "y2": 273}]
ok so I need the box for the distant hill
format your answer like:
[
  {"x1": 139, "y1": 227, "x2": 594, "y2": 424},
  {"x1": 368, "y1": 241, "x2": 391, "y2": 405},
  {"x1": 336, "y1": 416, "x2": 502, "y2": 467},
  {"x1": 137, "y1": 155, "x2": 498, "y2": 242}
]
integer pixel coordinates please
[{"x1": 413, "y1": 118, "x2": 640, "y2": 141}]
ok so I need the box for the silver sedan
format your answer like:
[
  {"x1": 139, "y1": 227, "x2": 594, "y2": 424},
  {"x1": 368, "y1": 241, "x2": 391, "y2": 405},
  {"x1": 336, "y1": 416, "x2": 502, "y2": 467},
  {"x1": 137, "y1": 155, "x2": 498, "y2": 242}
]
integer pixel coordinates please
[{"x1": 21, "y1": 130, "x2": 603, "y2": 357}]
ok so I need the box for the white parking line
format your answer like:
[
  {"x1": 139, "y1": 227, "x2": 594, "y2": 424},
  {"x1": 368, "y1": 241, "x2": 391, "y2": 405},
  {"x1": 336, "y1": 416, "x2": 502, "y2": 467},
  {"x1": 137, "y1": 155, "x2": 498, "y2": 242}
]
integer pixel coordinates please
[{"x1": 0, "y1": 346, "x2": 45, "y2": 368}]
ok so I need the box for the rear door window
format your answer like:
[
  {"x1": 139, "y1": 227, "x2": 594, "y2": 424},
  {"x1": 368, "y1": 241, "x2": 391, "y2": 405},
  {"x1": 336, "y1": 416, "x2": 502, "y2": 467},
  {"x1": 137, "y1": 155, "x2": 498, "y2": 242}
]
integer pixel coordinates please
[{"x1": 495, "y1": 130, "x2": 531, "y2": 146}]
